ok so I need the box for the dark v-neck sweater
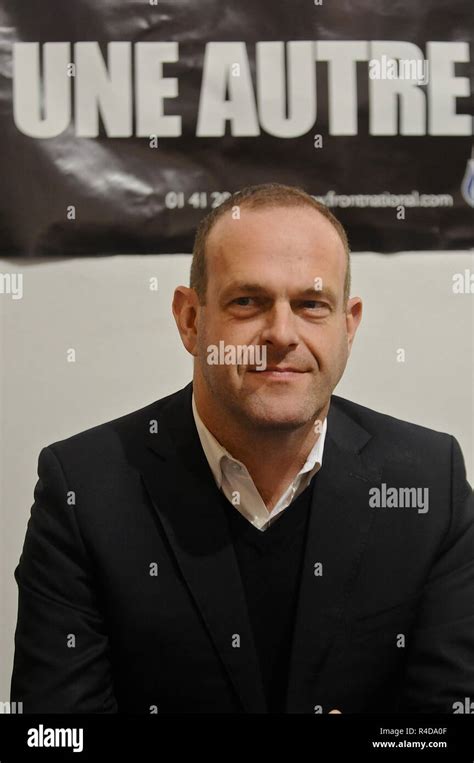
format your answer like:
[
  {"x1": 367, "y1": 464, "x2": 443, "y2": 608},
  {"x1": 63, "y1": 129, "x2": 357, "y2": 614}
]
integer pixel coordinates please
[{"x1": 220, "y1": 475, "x2": 317, "y2": 713}]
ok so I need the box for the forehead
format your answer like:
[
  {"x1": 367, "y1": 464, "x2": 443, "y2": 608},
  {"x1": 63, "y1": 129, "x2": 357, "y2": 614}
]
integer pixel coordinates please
[{"x1": 205, "y1": 205, "x2": 346, "y2": 288}]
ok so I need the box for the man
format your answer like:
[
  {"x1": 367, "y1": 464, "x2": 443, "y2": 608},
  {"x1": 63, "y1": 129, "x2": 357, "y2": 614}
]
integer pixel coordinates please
[{"x1": 11, "y1": 183, "x2": 474, "y2": 714}]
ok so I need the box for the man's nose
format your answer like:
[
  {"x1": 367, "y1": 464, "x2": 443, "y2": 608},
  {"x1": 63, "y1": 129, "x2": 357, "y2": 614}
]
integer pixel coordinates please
[{"x1": 260, "y1": 302, "x2": 299, "y2": 348}]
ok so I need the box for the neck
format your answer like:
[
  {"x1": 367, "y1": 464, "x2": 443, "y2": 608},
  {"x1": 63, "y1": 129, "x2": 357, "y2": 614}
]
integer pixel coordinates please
[{"x1": 193, "y1": 379, "x2": 328, "y2": 509}]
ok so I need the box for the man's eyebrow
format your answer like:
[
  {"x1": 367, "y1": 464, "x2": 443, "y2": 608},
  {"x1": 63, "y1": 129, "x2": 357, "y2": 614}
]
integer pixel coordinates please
[
  {"x1": 220, "y1": 283, "x2": 265, "y2": 299},
  {"x1": 298, "y1": 286, "x2": 337, "y2": 301},
  {"x1": 220, "y1": 282, "x2": 338, "y2": 303}
]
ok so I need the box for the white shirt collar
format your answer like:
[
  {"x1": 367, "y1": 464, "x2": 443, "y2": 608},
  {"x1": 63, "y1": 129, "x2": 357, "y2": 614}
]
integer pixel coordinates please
[{"x1": 191, "y1": 390, "x2": 327, "y2": 529}]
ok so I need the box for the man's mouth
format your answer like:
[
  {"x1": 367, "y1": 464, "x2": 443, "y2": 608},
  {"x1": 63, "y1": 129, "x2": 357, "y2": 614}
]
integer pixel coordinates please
[{"x1": 248, "y1": 366, "x2": 307, "y2": 378}]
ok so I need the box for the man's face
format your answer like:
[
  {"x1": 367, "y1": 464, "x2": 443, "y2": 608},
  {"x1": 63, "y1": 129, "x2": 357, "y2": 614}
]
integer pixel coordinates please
[{"x1": 189, "y1": 205, "x2": 361, "y2": 431}]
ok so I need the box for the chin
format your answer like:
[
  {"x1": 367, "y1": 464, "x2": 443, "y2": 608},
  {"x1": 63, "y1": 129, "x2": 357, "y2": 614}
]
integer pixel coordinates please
[{"x1": 245, "y1": 406, "x2": 310, "y2": 431}]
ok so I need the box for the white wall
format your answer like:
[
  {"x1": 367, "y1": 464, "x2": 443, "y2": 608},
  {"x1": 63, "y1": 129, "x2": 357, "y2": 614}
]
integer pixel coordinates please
[{"x1": 1, "y1": 252, "x2": 473, "y2": 703}]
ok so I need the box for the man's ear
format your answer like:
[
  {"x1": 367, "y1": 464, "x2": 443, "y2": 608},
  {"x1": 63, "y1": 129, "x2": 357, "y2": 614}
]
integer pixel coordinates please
[
  {"x1": 346, "y1": 296, "x2": 363, "y2": 352},
  {"x1": 172, "y1": 286, "x2": 200, "y2": 356}
]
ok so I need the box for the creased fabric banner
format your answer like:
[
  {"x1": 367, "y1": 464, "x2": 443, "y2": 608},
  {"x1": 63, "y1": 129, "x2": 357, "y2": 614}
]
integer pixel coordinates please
[{"x1": 0, "y1": 0, "x2": 472, "y2": 256}]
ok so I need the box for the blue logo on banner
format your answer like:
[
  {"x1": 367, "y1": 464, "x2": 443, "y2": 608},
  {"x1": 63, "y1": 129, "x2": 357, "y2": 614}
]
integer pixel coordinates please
[{"x1": 461, "y1": 153, "x2": 474, "y2": 208}]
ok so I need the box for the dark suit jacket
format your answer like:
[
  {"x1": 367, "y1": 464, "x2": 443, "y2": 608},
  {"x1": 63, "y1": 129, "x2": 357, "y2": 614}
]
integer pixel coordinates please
[{"x1": 10, "y1": 381, "x2": 474, "y2": 713}]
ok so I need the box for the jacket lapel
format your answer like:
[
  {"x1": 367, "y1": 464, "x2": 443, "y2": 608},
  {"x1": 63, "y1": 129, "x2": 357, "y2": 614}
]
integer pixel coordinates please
[
  {"x1": 285, "y1": 399, "x2": 382, "y2": 712},
  {"x1": 137, "y1": 382, "x2": 268, "y2": 713}
]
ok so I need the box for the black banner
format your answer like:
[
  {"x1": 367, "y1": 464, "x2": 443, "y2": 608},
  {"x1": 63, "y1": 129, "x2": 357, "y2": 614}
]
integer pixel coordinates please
[{"x1": 0, "y1": 0, "x2": 473, "y2": 256}]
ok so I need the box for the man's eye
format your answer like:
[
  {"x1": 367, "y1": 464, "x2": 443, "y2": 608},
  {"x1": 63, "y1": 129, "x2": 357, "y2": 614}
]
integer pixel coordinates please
[
  {"x1": 232, "y1": 297, "x2": 254, "y2": 306},
  {"x1": 230, "y1": 298, "x2": 329, "y2": 310},
  {"x1": 303, "y1": 301, "x2": 328, "y2": 309}
]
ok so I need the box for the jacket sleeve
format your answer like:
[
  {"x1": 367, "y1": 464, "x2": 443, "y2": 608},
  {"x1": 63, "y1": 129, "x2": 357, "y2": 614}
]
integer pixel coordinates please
[
  {"x1": 10, "y1": 445, "x2": 118, "y2": 713},
  {"x1": 399, "y1": 435, "x2": 474, "y2": 712}
]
